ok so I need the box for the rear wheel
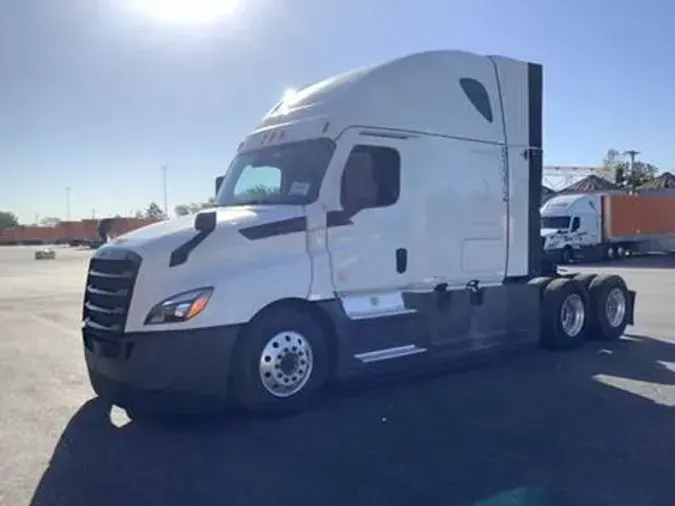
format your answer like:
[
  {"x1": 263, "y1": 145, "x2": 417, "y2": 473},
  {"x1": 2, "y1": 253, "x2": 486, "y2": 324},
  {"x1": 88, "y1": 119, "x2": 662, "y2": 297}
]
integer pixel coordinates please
[
  {"x1": 587, "y1": 274, "x2": 629, "y2": 340},
  {"x1": 572, "y1": 273, "x2": 597, "y2": 292},
  {"x1": 540, "y1": 278, "x2": 589, "y2": 350},
  {"x1": 231, "y1": 306, "x2": 330, "y2": 413}
]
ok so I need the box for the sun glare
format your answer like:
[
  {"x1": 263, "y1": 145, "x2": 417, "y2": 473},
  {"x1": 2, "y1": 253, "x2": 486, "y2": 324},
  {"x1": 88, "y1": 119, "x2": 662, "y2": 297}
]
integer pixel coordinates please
[
  {"x1": 282, "y1": 89, "x2": 298, "y2": 104},
  {"x1": 126, "y1": 0, "x2": 239, "y2": 26}
]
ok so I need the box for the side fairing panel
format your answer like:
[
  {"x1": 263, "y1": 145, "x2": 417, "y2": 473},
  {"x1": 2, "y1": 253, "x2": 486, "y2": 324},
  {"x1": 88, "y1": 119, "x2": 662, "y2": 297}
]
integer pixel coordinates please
[
  {"x1": 406, "y1": 136, "x2": 507, "y2": 288},
  {"x1": 489, "y1": 56, "x2": 543, "y2": 277}
]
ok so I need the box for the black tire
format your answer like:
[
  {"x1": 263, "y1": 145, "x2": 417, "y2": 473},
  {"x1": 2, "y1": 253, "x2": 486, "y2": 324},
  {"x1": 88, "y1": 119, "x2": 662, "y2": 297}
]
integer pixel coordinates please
[
  {"x1": 528, "y1": 276, "x2": 554, "y2": 300},
  {"x1": 231, "y1": 306, "x2": 330, "y2": 413},
  {"x1": 572, "y1": 273, "x2": 597, "y2": 292},
  {"x1": 561, "y1": 246, "x2": 574, "y2": 264},
  {"x1": 540, "y1": 278, "x2": 589, "y2": 351},
  {"x1": 615, "y1": 245, "x2": 626, "y2": 260},
  {"x1": 587, "y1": 274, "x2": 630, "y2": 341}
]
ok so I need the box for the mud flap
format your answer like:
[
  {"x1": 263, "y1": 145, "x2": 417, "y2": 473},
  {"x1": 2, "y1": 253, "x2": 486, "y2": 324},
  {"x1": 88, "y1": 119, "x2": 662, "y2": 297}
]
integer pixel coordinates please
[{"x1": 627, "y1": 290, "x2": 636, "y2": 325}]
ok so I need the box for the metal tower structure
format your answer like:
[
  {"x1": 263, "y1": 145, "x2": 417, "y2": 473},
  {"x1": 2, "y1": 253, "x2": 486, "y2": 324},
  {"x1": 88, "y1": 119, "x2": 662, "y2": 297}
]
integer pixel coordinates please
[{"x1": 542, "y1": 165, "x2": 604, "y2": 190}]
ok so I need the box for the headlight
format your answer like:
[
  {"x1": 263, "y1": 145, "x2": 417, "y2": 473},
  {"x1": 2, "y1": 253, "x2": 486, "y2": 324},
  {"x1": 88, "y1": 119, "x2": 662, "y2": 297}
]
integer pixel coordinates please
[{"x1": 144, "y1": 287, "x2": 213, "y2": 325}]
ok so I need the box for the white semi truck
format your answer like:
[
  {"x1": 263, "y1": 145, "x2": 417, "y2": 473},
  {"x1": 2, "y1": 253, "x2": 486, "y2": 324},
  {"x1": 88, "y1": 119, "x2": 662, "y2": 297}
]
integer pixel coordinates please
[
  {"x1": 541, "y1": 192, "x2": 675, "y2": 264},
  {"x1": 82, "y1": 50, "x2": 636, "y2": 416}
]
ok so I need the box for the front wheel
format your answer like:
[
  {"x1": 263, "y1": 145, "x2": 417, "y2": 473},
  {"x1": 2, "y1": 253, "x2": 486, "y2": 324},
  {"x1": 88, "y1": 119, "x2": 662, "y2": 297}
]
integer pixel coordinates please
[{"x1": 231, "y1": 307, "x2": 330, "y2": 413}]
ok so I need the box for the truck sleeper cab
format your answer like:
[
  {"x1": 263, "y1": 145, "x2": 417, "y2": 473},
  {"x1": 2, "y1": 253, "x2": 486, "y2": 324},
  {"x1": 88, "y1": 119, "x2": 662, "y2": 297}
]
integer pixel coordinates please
[{"x1": 82, "y1": 50, "x2": 636, "y2": 416}]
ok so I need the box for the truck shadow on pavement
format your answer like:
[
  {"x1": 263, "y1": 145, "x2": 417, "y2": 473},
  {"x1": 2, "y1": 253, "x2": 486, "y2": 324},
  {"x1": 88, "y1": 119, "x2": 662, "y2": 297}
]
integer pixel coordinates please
[
  {"x1": 572, "y1": 254, "x2": 675, "y2": 270},
  {"x1": 30, "y1": 335, "x2": 675, "y2": 506}
]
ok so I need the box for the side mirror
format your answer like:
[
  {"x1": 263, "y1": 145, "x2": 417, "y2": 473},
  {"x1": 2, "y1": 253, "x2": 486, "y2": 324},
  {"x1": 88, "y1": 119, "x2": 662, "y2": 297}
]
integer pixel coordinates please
[
  {"x1": 215, "y1": 176, "x2": 224, "y2": 197},
  {"x1": 194, "y1": 210, "x2": 217, "y2": 233}
]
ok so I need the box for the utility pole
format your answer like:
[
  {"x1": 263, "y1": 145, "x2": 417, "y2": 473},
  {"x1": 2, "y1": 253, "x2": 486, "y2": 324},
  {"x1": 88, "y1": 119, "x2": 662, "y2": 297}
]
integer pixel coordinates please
[
  {"x1": 65, "y1": 186, "x2": 71, "y2": 221},
  {"x1": 161, "y1": 165, "x2": 168, "y2": 217},
  {"x1": 623, "y1": 150, "x2": 640, "y2": 192},
  {"x1": 624, "y1": 150, "x2": 639, "y2": 172}
]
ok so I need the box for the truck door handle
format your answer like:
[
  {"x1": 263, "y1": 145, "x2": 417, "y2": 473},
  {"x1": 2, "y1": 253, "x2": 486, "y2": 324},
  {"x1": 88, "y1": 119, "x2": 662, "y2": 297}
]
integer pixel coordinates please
[{"x1": 396, "y1": 248, "x2": 407, "y2": 274}]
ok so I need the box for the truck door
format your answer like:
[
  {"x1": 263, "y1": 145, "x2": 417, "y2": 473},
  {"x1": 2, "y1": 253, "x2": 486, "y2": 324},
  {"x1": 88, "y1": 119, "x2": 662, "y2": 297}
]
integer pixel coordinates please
[
  {"x1": 584, "y1": 211, "x2": 602, "y2": 247},
  {"x1": 569, "y1": 216, "x2": 583, "y2": 247},
  {"x1": 323, "y1": 130, "x2": 429, "y2": 361}
]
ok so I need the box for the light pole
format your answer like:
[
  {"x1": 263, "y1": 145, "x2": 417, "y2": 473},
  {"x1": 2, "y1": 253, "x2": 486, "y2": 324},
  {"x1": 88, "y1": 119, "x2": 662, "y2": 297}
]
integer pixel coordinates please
[
  {"x1": 623, "y1": 150, "x2": 639, "y2": 172},
  {"x1": 161, "y1": 165, "x2": 168, "y2": 217},
  {"x1": 622, "y1": 150, "x2": 640, "y2": 191},
  {"x1": 65, "y1": 186, "x2": 71, "y2": 221}
]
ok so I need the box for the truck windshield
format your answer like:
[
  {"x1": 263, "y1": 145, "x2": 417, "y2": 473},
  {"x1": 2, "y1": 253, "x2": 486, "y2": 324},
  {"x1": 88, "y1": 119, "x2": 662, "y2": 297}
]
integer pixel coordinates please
[
  {"x1": 541, "y1": 216, "x2": 571, "y2": 230},
  {"x1": 216, "y1": 138, "x2": 336, "y2": 207}
]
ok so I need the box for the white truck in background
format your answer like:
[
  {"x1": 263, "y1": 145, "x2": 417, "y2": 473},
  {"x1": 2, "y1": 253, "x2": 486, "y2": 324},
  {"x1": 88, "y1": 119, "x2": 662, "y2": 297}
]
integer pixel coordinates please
[
  {"x1": 542, "y1": 192, "x2": 675, "y2": 264},
  {"x1": 81, "y1": 50, "x2": 637, "y2": 417}
]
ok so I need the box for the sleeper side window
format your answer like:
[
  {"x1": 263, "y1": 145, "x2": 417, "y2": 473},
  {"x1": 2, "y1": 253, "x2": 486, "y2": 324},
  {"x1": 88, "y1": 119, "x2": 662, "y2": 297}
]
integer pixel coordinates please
[
  {"x1": 571, "y1": 217, "x2": 580, "y2": 232},
  {"x1": 459, "y1": 78, "x2": 494, "y2": 123},
  {"x1": 340, "y1": 145, "x2": 400, "y2": 214}
]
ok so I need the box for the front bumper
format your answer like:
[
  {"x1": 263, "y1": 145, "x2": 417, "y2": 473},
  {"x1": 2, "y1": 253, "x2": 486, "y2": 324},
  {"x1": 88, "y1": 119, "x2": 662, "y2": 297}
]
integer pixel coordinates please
[
  {"x1": 83, "y1": 325, "x2": 242, "y2": 415},
  {"x1": 543, "y1": 247, "x2": 564, "y2": 263}
]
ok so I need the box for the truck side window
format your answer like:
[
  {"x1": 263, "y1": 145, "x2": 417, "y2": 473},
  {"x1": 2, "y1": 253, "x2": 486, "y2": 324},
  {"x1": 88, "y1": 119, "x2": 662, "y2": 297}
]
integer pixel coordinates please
[
  {"x1": 340, "y1": 145, "x2": 400, "y2": 214},
  {"x1": 459, "y1": 78, "x2": 493, "y2": 123},
  {"x1": 571, "y1": 217, "x2": 580, "y2": 232}
]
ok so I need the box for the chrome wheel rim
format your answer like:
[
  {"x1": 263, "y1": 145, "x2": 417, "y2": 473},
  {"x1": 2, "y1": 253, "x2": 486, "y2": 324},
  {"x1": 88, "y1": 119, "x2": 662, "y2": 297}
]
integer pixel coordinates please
[
  {"x1": 560, "y1": 293, "x2": 585, "y2": 337},
  {"x1": 259, "y1": 331, "x2": 313, "y2": 398},
  {"x1": 605, "y1": 287, "x2": 627, "y2": 328}
]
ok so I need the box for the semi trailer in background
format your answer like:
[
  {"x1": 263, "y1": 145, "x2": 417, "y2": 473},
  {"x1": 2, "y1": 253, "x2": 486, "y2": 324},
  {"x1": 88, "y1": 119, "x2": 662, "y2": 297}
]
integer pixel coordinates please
[
  {"x1": 541, "y1": 192, "x2": 675, "y2": 264},
  {"x1": 0, "y1": 217, "x2": 158, "y2": 246}
]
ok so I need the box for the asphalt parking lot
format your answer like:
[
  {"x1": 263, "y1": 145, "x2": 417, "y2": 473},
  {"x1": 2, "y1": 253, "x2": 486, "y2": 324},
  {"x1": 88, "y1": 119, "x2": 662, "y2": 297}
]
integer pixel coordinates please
[{"x1": 2, "y1": 247, "x2": 675, "y2": 506}]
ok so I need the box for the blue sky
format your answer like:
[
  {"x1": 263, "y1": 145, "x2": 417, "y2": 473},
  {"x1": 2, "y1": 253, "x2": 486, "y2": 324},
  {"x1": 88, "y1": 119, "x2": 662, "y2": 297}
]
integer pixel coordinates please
[{"x1": 1, "y1": 0, "x2": 673, "y2": 223}]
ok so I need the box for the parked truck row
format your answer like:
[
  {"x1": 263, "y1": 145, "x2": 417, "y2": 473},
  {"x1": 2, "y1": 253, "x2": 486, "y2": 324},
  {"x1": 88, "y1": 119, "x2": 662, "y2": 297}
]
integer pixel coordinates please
[
  {"x1": 0, "y1": 217, "x2": 157, "y2": 247},
  {"x1": 81, "y1": 50, "x2": 637, "y2": 417},
  {"x1": 541, "y1": 192, "x2": 675, "y2": 264}
]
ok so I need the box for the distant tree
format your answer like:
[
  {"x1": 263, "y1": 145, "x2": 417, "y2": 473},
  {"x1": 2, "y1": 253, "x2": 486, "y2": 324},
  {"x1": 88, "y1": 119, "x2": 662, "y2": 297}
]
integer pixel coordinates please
[
  {"x1": 144, "y1": 202, "x2": 166, "y2": 220},
  {"x1": 174, "y1": 198, "x2": 217, "y2": 217},
  {"x1": 623, "y1": 161, "x2": 658, "y2": 190},
  {"x1": 174, "y1": 188, "x2": 278, "y2": 218},
  {"x1": 201, "y1": 197, "x2": 216, "y2": 209},
  {"x1": 0, "y1": 210, "x2": 19, "y2": 231},
  {"x1": 599, "y1": 149, "x2": 658, "y2": 190},
  {"x1": 133, "y1": 210, "x2": 144, "y2": 219},
  {"x1": 39, "y1": 217, "x2": 61, "y2": 227},
  {"x1": 238, "y1": 184, "x2": 277, "y2": 201},
  {"x1": 175, "y1": 204, "x2": 191, "y2": 216},
  {"x1": 598, "y1": 149, "x2": 621, "y2": 182}
]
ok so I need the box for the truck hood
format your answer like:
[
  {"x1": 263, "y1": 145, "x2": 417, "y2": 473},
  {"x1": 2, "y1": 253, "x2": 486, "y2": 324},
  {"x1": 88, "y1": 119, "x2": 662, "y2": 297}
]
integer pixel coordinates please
[
  {"x1": 541, "y1": 228, "x2": 563, "y2": 238},
  {"x1": 106, "y1": 205, "x2": 305, "y2": 256}
]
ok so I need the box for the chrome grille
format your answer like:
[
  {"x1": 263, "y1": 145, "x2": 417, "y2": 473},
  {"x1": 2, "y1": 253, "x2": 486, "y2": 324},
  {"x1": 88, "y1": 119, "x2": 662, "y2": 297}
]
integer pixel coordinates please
[{"x1": 82, "y1": 252, "x2": 141, "y2": 340}]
